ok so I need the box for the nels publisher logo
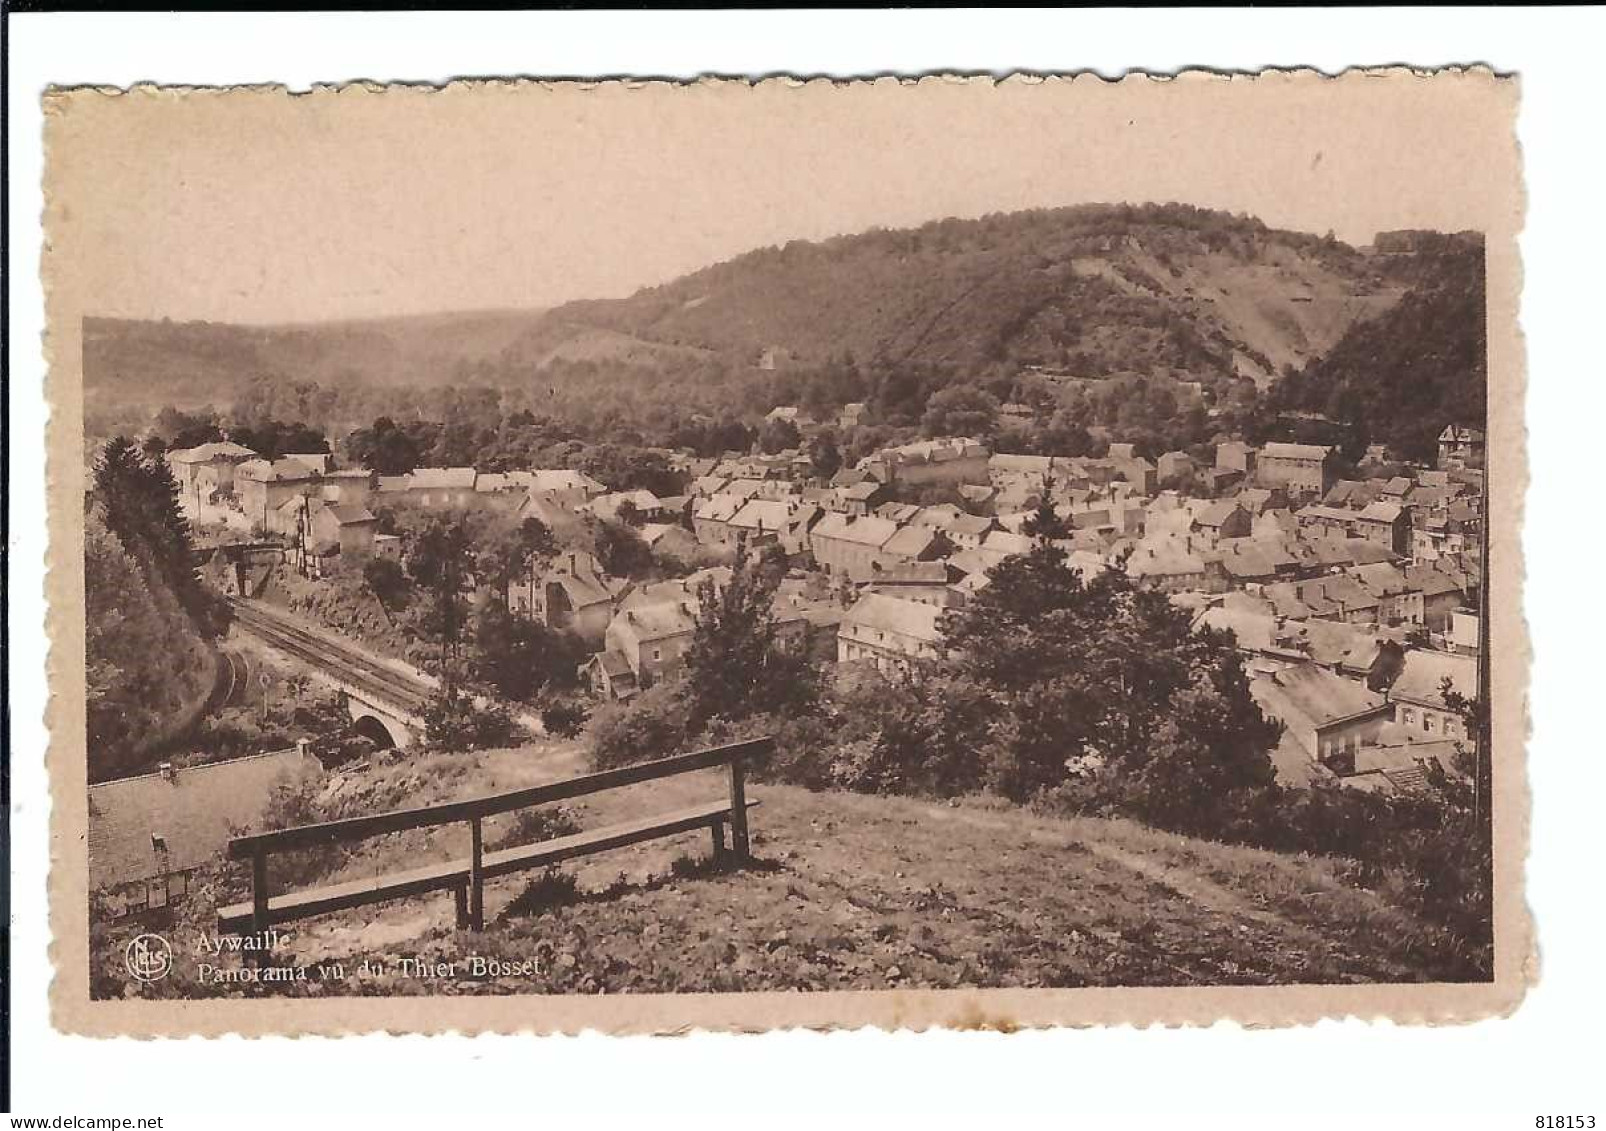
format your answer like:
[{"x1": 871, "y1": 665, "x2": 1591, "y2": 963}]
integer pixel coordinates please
[{"x1": 124, "y1": 933, "x2": 173, "y2": 982}]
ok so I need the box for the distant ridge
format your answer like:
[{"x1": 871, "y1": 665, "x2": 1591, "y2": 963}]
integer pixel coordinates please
[{"x1": 86, "y1": 202, "x2": 1465, "y2": 415}]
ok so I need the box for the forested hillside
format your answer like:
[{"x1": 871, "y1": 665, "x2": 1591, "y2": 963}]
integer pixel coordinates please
[
  {"x1": 85, "y1": 440, "x2": 225, "y2": 781},
  {"x1": 548, "y1": 203, "x2": 1401, "y2": 383},
  {"x1": 1268, "y1": 237, "x2": 1486, "y2": 462},
  {"x1": 85, "y1": 204, "x2": 1414, "y2": 429}
]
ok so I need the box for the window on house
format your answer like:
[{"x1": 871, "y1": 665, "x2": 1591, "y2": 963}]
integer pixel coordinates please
[
  {"x1": 1423, "y1": 715, "x2": 1435, "y2": 734},
  {"x1": 1402, "y1": 708, "x2": 1415, "y2": 724},
  {"x1": 652, "y1": 648, "x2": 661, "y2": 661}
]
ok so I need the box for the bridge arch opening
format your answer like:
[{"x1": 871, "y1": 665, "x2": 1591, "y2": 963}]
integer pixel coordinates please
[{"x1": 351, "y1": 712, "x2": 405, "y2": 751}]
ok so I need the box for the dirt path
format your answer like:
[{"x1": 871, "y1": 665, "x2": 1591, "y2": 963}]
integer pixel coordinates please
[{"x1": 920, "y1": 803, "x2": 1290, "y2": 924}]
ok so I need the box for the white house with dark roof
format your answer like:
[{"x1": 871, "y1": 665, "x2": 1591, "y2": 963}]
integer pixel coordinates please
[
  {"x1": 838, "y1": 592, "x2": 945, "y2": 674},
  {"x1": 166, "y1": 440, "x2": 259, "y2": 506},
  {"x1": 1257, "y1": 442, "x2": 1338, "y2": 498},
  {"x1": 1387, "y1": 650, "x2": 1477, "y2": 743}
]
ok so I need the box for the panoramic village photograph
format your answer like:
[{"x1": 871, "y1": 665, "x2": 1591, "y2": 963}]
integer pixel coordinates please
[{"x1": 77, "y1": 92, "x2": 1493, "y2": 1000}]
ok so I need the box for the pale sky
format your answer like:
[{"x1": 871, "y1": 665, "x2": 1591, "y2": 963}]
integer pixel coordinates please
[{"x1": 47, "y1": 73, "x2": 1518, "y2": 325}]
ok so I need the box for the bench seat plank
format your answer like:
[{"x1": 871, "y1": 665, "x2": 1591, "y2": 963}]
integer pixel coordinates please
[
  {"x1": 217, "y1": 856, "x2": 468, "y2": 932},
  {"x1": 480, "y1": 798, "x2": 757, "y2": 879},
  {"x1": 217, "y1": 797, "x2": 757, "y2": 933}
]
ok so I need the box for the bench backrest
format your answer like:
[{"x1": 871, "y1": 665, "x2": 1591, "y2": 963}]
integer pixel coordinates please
[{"x1": 228, "y1": 737, "x2": 773, "y2": 860}]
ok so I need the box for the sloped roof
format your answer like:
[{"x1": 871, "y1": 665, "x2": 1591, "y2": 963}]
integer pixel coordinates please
[
  {"x1": 1128, "y1": 545, "x2": 1206, "y2": 578},
  {"x1": 982, "y1": 530, "x2": 1034, "y2": 557},
  {"x1": 842, "y1": 592, "x2": 944, "y2": 644},
  {"x1": 1218, "y1": 543, "x2": 1280, "y2": 579},
  {"x1": 911, "y1": 504, "x2": 964, "y2": 529},
  {"x1": 729, "y1": 499, "x2": 791, "y2": 532},
  {"x1": 639, "y1": 522, "x2": 693, "y2": 548},
  {"x1": 1195, "y1": 500, "x2": 1244, "y2": 528},
  {"x1": 88, "y1": 749, "x2": 313, "y2": 888},
  {"x1": 325, "y1": 504, "x2": 376, "y2": 526},
  {"x1": 875, "y1": 502, "x2": 922, "y2": 524},
  {"x1": 1261, "y1": 442, "x2": 1333, "y2": 461},
  {"x1": 694, "y1": 493, "x2": 745, "y2": 523},
  {"x1": 238, "y1": 457, "x2": 320, "y2": 483},
  {"x1": 409, "y1": 467, "x2": 477, "y2": 490},
  {"x1": 1347, "y1": 561, "x2": 1410, "y2": 597},
  {"x1": 1390, "y1": 650, "x2": 1477, "y2": 709},
  {"x1": 1255, "y1": 664, "x2": 1388, "y2": 729},
  {"x1": 529, "y1": 469, "x2": 606, "y2": 494},
  {"x1": 882, "y1": 524, "x2": 941, "y2": 559},
  {"x1": 1356, "y1": 501, "x2": 1406, "y2": 524},
  {"x1": 1403, "y1": 564, "x2": 1464, "y2": 598},
  {"x1": 615, "y1": 600, "x2": 699, "y2": 643},
  {"x1": 865, "y1": 561, "x2": 950, "y2": 584},
  {"x1": 168, "y1": 441, "x2": 257, "y2": 464},
  {"x1": 813, "y1": 513, "x2": 898, "y2": 549}
]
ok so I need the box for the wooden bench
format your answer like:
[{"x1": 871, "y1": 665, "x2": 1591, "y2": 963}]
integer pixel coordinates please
[{"x1": 217, "y1": 737, "x2": 770, "y2": 935}]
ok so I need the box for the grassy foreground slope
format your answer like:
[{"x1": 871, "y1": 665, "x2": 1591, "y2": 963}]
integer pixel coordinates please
[{"x1": 106, "y1": 744, "x2": 1475, "y2": 997}]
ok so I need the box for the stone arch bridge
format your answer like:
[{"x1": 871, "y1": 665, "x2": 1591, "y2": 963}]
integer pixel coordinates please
[{"x1": 230, "y1": 599, "x2": 434, "y2": 750}]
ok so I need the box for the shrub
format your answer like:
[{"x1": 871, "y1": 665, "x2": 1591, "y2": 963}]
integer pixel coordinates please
[
  {"x1": 256, "y1": 771, "x2": 344, "y2": 886},
  {"x1": 424, "y1": 687, "x2": 523, "y2": 752},
  {"x1": 499, "y1": 869, "x2": 581, "y2": 920},
  {"x1": 587, "y1": 680, "x2": 690, "y2": 771},
  {"x1": 486, "y1": 805, "x2": 583, "y2": 853},
  {"x1": 540, "y1": 695, "x2": 590, "y2": 738}
]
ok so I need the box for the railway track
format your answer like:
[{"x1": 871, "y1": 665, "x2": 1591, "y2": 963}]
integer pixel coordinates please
[
  {"x1": 230, "y1": 599, "x2": 434, "y2": 713},
  {"x1": 218, "y1": 647, "x2": 247, "y2": 707}
]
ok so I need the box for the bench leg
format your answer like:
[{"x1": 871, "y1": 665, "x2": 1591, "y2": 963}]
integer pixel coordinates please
[
  {"x1": 454, "y1": 883, "x2": 470, "y2": 930},
  {"x1": 711, "y1": 819, "x2": 728, "y2": 861}
]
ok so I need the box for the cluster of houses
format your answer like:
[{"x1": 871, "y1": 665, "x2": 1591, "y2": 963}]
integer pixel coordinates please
[
  {"x1": 166, "y1": 415, "x2": 1485, "y2": 798},
  {"x1": 667, "y1": 431, "x2": 1486, "y2": 797}
]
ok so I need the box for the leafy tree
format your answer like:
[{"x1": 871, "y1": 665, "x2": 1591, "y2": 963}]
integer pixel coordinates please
[
  {"x1": 588, "y1": 681, "x2": 691, "y2": 771},
  {"x1": 576, "y1": 443, "x2": 683, "y2": 497},
  {"x1": 349, "y1": 416, "x2": 424, "y2": 475},
  {"x1": 152, "y1": 405, "x2": 225, "y2": 450},
  {"x1": 1020, "y1": 475, "x2": 1073, "y2": 540},
  {"x1": 84, "y1": 508, "x2": 216, "y2": 781},
  {"x1": 471, "y1": 600, "x2": 585, "y2": 701},
  {"x1": 481, "y1": 516, "x2": 557, "y2": 604},
  {"x1": 593, "y1": 519, "x2": 652, "y2": 579},
  {"x1": 227, "y1": 419, "x2": 329, "y2": 461},
  {"x1": 921, "y1": 385, "x2": 1000, "y2": 439},
  {"x1": 406, "y1": 516, "x2": 476, "y2": 685},
  {"x1": 807, "y1": 429, "x2": 843, "y2": 479},
  {"x1": 938, "y1": 542, "x2": 1280, "y2": 807},
  {"x1": 424, "y1": 686, "x2": 520, "y2": 752},
  {"x1": 93, "y1": 437, "x2": 223, "y2": 636},
  {"x1": 683, "y1": 537, "x2": 818, "y2": 730},
  {"x1": 758, "y1": 416, "x2": 802, "y2": 455},
  {"x1": 1270, "y1": 241, "x2": 1486, "y2": 461},
  {"x1": 362, "y1": 557, "x2": 409, "y2": 612}
]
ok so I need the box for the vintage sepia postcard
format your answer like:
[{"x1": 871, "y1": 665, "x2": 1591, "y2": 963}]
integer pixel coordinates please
[{"x1": 43, "y1": 70, "x2": 1528, "y2": 1036}]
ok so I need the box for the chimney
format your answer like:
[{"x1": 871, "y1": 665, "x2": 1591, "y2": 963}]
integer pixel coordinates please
[
  {"x1": 158, "y1": 761, "x2": 176, "y2": 782},
  {"x1": 296, "y1": 738, "x2": 311, "y2": 760}
]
